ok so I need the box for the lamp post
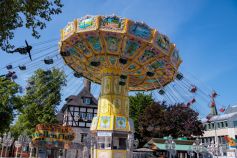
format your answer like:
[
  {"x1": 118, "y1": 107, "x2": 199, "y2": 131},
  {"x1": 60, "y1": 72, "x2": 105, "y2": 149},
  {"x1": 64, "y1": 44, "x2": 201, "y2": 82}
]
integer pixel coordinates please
[
  {"x1": 192, "y1": 138, "x2": 205, "y2": 158},
  {"x1": 15, "y1": 140, "x2": 22, "y2": 158},
  {"x1": 165, "y1": 135, "x2": 176, "y2": 158},
  {"x1": 17, "y1": 133, "x2": 31, "y2": 158},
  {"x1": 0, "y1": 136, "x2": 3, "y2": 157},
  {"x1": 0, "y1": 132, "x2": 14, "y2": 157},
  {"x1": 187, "y1": 146, "x2": 194, "y2": 158},
  {"x1": 207, "y1": 141, "x2": 227, "y2": 158}
]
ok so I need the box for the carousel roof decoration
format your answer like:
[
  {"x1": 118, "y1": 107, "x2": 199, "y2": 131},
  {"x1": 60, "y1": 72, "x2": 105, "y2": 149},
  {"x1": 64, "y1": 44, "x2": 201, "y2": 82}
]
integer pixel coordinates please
[{"x1": 60, "y1": 15, "x2": 182, "y2": 91}]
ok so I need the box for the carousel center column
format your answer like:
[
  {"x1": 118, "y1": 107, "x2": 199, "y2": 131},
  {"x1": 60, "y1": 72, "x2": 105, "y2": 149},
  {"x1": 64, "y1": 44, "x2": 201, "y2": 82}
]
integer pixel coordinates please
[{"x1": 90, "y1": 67, "x2": 134, "y2": 158}]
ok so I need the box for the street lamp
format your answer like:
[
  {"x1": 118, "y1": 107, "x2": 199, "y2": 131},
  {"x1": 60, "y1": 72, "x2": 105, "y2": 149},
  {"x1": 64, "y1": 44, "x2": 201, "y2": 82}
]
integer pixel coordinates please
[
  {"x1": 207, "y1": 141, "x2": 227, "y2": 157},
  {"x1": 187, "y1": 146, "x2": 195, "y2": 158},
  {"x1": 15, "y1": 133, "x2": 31, "y2": 158},
  {"x1": 192, "y1": 138, "x2": 205, "y2": 158},
  {"x1": 165, "y1": 135, "x2": 176, "y2": 158},
  {"x1": 0, "y1": 132, "x2": 14, "y2": 157}
]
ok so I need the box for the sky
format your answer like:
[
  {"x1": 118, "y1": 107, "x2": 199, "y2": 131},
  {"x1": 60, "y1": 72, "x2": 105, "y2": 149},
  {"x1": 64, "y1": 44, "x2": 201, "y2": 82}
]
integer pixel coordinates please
[{"x1": 1, "y1": 0, "x2": 237, "y2": 117}]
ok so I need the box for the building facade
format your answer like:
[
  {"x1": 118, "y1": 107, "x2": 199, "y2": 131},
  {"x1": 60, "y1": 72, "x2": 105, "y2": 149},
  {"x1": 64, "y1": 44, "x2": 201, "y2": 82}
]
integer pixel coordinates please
[
  {"x1": 202, "y1": 105, "x2": 237, "y2": 145},
  {"x1": 58, "y1": 79, "x2": 98, "y2": 158},
  {"x1": 201, "y1": 104, "x2": 237, "y2": 157}
]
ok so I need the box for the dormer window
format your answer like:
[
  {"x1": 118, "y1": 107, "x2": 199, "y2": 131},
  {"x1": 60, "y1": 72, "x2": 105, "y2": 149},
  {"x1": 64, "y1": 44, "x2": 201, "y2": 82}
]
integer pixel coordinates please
[{"x1": 84, "y1": 97, "x2": 91, "y2": 105}]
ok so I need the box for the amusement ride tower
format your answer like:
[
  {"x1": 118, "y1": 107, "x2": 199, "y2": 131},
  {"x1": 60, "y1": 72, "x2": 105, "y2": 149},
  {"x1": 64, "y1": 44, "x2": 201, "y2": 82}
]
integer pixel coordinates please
[{"x1": 59, "y1": 15, "x2": 182, "y2": 158}]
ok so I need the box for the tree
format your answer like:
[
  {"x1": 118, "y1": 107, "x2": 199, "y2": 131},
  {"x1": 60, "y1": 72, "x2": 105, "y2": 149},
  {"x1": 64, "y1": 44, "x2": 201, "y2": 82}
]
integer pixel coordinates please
[
  {"x1": 164, "y1": 105, "x2": 204, "y2": 138},
  {"x1": 0, "y1": 0, "x2": 63, "y2": 51},
  {"x1": 0, "y1": 77, "x2": 23, "y2": 134},
  {"x1": 129, "y1": 93, "x2": 153, "y2": 146},
  {"x1": 138, "y1": 102, "x2": 167, "y2": 146},
  {"x1": 137, "y1": 102, "x2": 204, "y2": 147},
  {"x1": 11, "y1": 68, "x2": 66, "y2": 136}
]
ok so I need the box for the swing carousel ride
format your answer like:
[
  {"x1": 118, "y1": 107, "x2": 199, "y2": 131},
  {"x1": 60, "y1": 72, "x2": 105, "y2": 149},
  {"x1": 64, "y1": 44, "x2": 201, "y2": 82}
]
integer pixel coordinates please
[{"x1": 0, "y1": 15, "x2": 224, "y2": 157}]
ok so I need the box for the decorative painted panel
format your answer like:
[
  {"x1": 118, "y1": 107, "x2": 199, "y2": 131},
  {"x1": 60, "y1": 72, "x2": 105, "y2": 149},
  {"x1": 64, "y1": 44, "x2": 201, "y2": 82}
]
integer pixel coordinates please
[
  {"x1": 149, "y1": 60, "x2": 165, "y2": 69},
  {"x1": 100, "y1": 99, "x2": 109, "y2": 114},
  {"x1": 155, "y1": 33, "x2": 170, "y2": 52},
  {"x1": 123, "y1": 39, "x2": 140, "y2": 58},
  {"x1": 129, "y1": 22, "x2": 152, "y2": 40},
  {"x1": 90, "y1": 117, "x2": 98, "y2": 130},
  {"x1": 113, "y1": 98, "x2": 121, "y2": 114},
  {"x1": 63, "y1": 22, "x2": 74, "y2": 39},
  {"x1": 138, "y1": 48, "x2": 156, "y2": 63},
  {"x1": 86, "y1": 35, "x2": 102, "y2": 52},
  {"x1": 100, "y1": 16, "x2": 125, "y2": 31},
  {"x1": 116, "y1": 117, "x2": 126, "y2": 129},
  {"x1": 100, "y1": 116, "x2": 111, "y2": 129},
  {"x1": 74, "y1": 40, "x2": 91, "y2": 56},
  {"x1": 105, "y1": 35, "x2": 120, "y2": 52},
  {"x1": 171, "y1": 48, "x2": 180, "y2": 66},
  {"x1": 77, "y1": 16, "x2": 96, "y2": 31}
]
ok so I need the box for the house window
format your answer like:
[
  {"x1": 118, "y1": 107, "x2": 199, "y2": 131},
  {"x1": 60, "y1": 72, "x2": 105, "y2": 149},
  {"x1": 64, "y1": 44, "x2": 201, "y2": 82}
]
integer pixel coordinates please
[
  {"x1": 97, "y1": 136, "x2": 112, "y2": 149},
  {"x1": 79, "y1": 122, "x2": 85, "y2": 127},
  {"x1": 87, "y1": 113, "x2": 93, "y2": 120},
  {"x1": 234, "y1": 121, "x2": 237, "y2": 127},
  {"x1": 224, "y1": 121, "x2": 228, "y2": 128},
  {"x1": 79, "y1": 113, "x2": 87, "y2": 120},
  {"x1": 81, "y1": 133, "x2": 87, "y2": 142},
  {"x1": 84, "y1": 98, "x2": 91, "y2": 104},
  {"x1": 86, "y1": 123, "x2": 91, "y2": 127}
]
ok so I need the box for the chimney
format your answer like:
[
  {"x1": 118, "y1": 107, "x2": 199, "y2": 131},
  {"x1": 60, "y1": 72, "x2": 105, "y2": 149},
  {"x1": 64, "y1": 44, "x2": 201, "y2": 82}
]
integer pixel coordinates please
[{"x1": 84, "y1": 79, "x2": 91, "y2": 92}]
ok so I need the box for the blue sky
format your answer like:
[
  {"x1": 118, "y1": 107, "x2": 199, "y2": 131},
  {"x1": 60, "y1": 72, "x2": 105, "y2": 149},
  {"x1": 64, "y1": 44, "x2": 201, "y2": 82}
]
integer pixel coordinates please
[{"x1": 1, "y1": 0, "x2": 237, "y2": 117}]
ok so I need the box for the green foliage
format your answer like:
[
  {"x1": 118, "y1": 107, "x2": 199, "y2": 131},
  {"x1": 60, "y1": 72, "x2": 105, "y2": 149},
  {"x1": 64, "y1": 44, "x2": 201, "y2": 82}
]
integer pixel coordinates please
[
  {"x1": 11, "y1": 68, "x2": 66, "y2": 136},
  {"x1": 138, "y1": 102, "x2": 167, "y2": 145},
  {"x1": 0, "y1": 77, "x2": 23, "y2": 134},
  {"x1": 164, "y1": 105, "x2": 204, "y2": 138},
  {"x1": 129, "y1": 93, "x2": 153, "y2": 145},
  {"x1": 129, "y1": 93, "x2": 204, "y2": 147},
  {"x1": 0, "y1": 0, "x2": 63, "y2": 51}
]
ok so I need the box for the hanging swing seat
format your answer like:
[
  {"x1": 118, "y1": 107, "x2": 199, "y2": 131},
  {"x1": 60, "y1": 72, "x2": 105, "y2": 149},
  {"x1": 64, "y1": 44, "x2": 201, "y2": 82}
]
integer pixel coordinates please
[
  {"x1": 19, "y1": 65, "x2": 26, "y2": 70},
  {"x1": 61, "y1": 51, "x2": 70, "y2": 57},
  {"x1": 6, "y1": 65, "x2": 13, "y2": 70},
  {"x1": 158, "y1": 89, "x2": 165, "y2": 95},
  {"x1": 176, "y1": 73, "x2": 183, "y2": 80},
  {"x1": 74, "y1": 72, "x2": 82, "y2": 78},
  {"x1": 146, "y1": 71, "x2": 155, "y2": 77},
  {"x1": 119, "y1": 58, "x2": 127, "y2": 65},
  {"x1": 90, "y1": 61, "x2": 100, "y2": 67},
  {"x1": 190, "y1": 86, "x2": 197, "y2": 93},
  {"x1": 44, "y1": 58, "x2": 54, "y2": 64}
]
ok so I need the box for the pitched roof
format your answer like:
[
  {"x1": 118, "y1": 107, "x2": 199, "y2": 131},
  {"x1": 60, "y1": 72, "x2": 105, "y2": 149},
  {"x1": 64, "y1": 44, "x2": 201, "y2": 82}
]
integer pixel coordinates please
[
  {"x1": 202, "y1": 112, "x2": 237, "y2": 123},
  {"x1": 224, "y1": 104, "x2": 237, "y2": 114},
  {"x1": 60, "y1": 79, "x2": 98, "y2": 112}
]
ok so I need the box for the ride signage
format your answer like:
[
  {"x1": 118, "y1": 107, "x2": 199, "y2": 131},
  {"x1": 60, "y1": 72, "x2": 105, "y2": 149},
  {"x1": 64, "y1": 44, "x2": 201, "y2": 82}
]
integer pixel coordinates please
[{"x1": 32, "y1": 124, "x2": 75, "y2": 142}]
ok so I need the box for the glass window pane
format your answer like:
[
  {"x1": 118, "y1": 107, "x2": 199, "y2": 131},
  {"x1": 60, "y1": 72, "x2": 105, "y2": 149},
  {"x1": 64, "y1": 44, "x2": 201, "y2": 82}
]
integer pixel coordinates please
[
  {"x1": 97, "y1": 136, "x2": 111, "y2": 149},
  {"x1": 79, "y1": 122, "x2": 85, "y2": 127},
  {"x1": 87, "y1": 108, "x2": 93, "y2": 113},
  {"x1": 86, "y1": 123, "x2": 91, "y2": 127},
  {"x1": 80, "y1": 108, "x2": 86, "y2": 112}
]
